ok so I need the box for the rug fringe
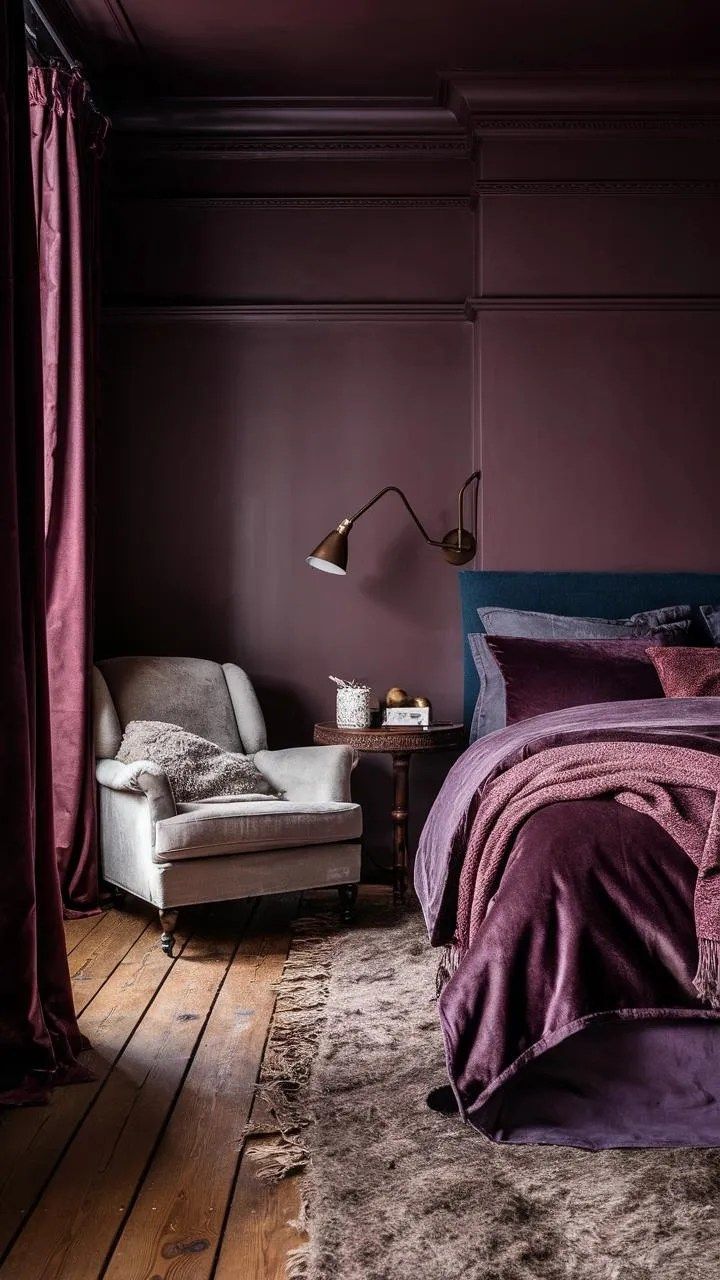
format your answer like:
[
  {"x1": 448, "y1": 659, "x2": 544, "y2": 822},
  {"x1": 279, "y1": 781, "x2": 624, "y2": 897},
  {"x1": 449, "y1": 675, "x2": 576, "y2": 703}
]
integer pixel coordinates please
[
  {"x1": 285, "y1": 1243, "x2": 310, "y2": 1279},
  {"x1": 246, "y1": 1134, "x2": 309, "y2": 1181},
  {"x1": 244, "y1": 913, "x2": 337, "y2": 1180},
  {"x1": 284, "y1": 1199, "x2": 311, "y2": 1279}
]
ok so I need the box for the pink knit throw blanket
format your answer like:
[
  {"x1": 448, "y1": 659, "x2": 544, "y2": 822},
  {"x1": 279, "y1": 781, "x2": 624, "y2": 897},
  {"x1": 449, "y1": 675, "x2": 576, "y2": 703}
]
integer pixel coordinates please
[{"x1": 456, "y1": 740, "x2": 720, "y2": 1008}]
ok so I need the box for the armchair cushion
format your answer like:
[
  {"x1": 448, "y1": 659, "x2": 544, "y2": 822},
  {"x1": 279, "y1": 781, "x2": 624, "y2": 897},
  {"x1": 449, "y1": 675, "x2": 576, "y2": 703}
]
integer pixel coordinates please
[
  {"x1": 154, "y1": 798, "x2": 362, "y2": 862},
  {"x1": 255, "y1": 745, "x2": 356, "y2": 803}
]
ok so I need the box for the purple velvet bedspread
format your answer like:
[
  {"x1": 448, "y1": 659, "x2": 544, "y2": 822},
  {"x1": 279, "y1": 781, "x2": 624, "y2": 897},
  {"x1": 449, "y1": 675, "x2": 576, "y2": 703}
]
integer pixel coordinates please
[{"x1": 415, "y1": 698, "x2": 720, "y2": 1147}]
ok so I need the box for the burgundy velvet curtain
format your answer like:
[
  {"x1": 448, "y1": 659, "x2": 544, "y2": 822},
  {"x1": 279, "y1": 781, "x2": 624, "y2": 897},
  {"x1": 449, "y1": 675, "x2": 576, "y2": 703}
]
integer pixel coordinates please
[
  {"x1": 0, "y1": 6, "x2": 89, "y2": 1102},
  {"x1": 28, "y1": 67, "x2": 107, "y2": 916}
]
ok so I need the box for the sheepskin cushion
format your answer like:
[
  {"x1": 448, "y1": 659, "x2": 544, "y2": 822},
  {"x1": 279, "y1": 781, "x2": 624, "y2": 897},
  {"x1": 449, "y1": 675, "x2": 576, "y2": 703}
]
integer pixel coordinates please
[{"x1": 116, "y1": 720, "x2": 276, "y2": 803}]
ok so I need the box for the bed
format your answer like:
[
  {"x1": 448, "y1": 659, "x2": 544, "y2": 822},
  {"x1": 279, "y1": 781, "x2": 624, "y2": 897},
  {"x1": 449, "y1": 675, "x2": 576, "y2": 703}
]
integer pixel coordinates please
[{"x1": 416, "y1": 571, "x2": 720, "y2": 1149}]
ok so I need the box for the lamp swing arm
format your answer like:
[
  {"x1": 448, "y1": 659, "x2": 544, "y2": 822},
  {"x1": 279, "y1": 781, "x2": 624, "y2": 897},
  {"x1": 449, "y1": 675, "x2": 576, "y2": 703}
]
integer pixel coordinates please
[
  {"x1": 342, "y1": 471, "x2": 482, "y2": 550},
  {"x1": 343, "y1": 485, "x2": 445, "y2": 546}
]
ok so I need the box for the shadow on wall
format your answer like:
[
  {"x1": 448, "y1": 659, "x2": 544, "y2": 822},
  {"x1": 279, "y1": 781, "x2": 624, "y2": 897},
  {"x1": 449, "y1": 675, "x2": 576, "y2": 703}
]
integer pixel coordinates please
[{"x1": 356, "y1": 506, "x2": 458, "y2": 630}]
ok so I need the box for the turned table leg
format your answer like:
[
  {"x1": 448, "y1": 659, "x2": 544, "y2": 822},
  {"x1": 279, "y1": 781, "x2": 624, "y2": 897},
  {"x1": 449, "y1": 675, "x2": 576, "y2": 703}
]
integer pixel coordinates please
[{"x1": 391, "y1": 752, "x2": 410, "y2": 904}]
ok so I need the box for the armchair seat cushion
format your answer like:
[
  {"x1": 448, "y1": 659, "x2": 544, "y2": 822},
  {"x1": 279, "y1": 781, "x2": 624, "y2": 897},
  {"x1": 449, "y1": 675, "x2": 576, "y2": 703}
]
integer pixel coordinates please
[{"x1": 153, "y1": 798, "x2": 362, "y2": 862}]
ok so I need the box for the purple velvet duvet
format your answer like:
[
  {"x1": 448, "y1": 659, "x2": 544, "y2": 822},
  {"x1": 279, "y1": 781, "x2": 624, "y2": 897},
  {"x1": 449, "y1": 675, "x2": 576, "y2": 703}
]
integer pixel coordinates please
[{"x1": 415, "y1": 699, "x2": 720, "y2": 1148}]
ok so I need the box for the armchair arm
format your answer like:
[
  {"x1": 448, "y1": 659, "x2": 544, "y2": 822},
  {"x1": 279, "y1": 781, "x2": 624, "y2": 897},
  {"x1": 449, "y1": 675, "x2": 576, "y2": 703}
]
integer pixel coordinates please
[
  {"x1": 96, "y1": 757, "x2": 176, "y2": 823},
  {"x1": 254, "y1": 745, "x2": 357, "y2": 803}
]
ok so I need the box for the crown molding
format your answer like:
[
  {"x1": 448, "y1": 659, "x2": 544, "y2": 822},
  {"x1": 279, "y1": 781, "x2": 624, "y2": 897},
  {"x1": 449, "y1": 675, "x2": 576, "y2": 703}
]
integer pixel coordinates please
[
  {"x1": 465, "y1": 296, "x2": 720, "y2": 316},
  {"x1": 442, "y1": 74, "x2": 720, "y2": 137},
  {"x1": 109, "y1": 195, "x2": 472, "y2": 210},
  {"x1": 103, "y1": 302, "x2": 469, "y2": 322},
  {"x1": 109, "y1": 96, "x2": 470, "y2": 160},
  {"x1": 111, "y1": 96, "x2": 455, "y2": 132},
  {"x1": 108, "y1": 80, "x2": 720, "y2": 159},
  {"x1": 472, "y1": 178, "x2": 720, "y2": 197}
]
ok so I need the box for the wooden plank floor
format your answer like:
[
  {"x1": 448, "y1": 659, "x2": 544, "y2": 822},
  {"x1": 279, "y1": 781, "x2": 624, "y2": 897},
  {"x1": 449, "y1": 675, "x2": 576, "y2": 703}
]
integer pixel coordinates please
[{"x1": 0, "y1": 896, "x2": 307, "y2": 1280}]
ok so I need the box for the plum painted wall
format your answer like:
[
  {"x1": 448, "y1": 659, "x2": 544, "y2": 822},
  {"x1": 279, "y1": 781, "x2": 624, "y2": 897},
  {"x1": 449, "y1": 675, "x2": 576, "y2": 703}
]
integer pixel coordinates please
[{"x1": 96, "y1": 88, "x2": 720, "y2": 858}]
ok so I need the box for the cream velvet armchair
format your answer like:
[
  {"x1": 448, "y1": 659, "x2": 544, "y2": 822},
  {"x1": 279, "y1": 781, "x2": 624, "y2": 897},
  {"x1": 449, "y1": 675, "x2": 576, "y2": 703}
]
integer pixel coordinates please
[{"x1": 94, "y1": 657, "x2": 362, "y2": 954}]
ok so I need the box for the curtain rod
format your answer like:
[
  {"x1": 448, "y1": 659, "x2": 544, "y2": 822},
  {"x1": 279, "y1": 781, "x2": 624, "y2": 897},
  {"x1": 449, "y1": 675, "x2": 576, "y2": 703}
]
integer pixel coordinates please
[{"x1": 25, "y1": 0, "x2": 82, "y2": 72}]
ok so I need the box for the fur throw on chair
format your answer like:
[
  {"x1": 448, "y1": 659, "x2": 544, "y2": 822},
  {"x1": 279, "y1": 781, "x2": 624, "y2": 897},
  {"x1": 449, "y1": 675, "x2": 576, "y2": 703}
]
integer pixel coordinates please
[{"x1": 116, "y1": 720, "x2": 277, "y2": 803}]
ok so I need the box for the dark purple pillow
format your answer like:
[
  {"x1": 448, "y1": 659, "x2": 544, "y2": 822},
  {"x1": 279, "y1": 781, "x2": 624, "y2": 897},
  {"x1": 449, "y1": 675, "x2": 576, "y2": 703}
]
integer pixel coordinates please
[{"x1": 484, "y1": 634, "x2": 664, "y2": 725}]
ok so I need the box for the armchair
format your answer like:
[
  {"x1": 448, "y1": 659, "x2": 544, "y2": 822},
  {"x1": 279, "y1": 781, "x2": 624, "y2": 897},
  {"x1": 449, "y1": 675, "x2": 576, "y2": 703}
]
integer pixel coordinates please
[{"x1": 94, "y1": 657, "x2": 362, "y2": 954}]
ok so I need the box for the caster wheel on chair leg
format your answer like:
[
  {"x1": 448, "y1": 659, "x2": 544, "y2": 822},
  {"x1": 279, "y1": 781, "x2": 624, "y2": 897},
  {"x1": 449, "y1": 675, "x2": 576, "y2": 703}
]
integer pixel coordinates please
[{"x1": 337, "y1": 884, "x2": 358, "y2": 926}]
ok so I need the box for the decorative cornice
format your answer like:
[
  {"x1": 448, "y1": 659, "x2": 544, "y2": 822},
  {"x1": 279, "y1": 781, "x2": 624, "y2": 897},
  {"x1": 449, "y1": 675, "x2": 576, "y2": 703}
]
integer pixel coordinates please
[
  {"x1": 109, "y1": 97, "x2": 470, "y2": 160},
  {"x1": 465, "y1": 296, "x2": 720, "y2": 316},
  {"x1": 109, "y1": 195, "x2": 472, "y2": 210},
  {"x1": 472, "y1": 178, "x2": 720, "y2": 197},
  {"x1": 113, "y1": 133, "x2": 470, "y2": 160},
  {"x1": 470, "y1": 115, "x2": 720, "y2": 136},
  {"x1": 103, "y1": 302, "x2": 469, "y2": 322},
  {"x1": 111, "y1": 97, "x2": 458, "y2": 130},
  {"x1": 443, "y1": 74, "x2": 720, "y2": 137}
]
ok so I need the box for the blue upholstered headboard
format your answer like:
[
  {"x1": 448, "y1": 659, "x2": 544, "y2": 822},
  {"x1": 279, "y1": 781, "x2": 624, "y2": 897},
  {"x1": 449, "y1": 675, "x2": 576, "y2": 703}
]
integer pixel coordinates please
[{"x1": 459, "y1": 571, "x2": 720, "y2": 732}]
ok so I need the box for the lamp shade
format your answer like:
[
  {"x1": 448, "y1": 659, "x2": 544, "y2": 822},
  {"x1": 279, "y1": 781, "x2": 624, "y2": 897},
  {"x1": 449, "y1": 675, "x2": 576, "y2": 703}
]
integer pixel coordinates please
[{"x1": 306, "y1": 528, "x2": 349, "y2": 574}]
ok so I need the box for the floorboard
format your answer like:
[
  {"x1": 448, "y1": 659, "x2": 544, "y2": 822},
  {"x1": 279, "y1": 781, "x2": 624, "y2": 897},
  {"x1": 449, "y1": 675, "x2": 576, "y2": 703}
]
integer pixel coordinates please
[
  {"x1": 0, "y1": 910, "x2": 190, "y2": 1259},
  {"x1": 1, "y1": 926, "x2": 239, "y2": 1280},
  {"x1": 103, "y1": 895, "x2": 299, "y2": 1280},
  {"x1": 63, "y1": 914, "x2": 104, "y2": 956},
  {"x1": 0, "y1": 892, "x2": 328, "y2": 1280},
  {"x1": 215, "y1": 1133, "x2": 306, "y2": 1280},
  {"x1": 68, "y1": 902, "x2": 151, "y2": 1013}
]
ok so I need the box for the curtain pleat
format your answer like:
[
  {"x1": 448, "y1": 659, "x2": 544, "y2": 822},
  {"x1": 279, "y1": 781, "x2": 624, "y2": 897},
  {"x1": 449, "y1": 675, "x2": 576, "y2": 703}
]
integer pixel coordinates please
[
  {"x1": 0, "y1": 10, "x2": 91, "y2": 1104},
  {"x1": 28, "y1": 67, "x2": 108, "y2": 916}
]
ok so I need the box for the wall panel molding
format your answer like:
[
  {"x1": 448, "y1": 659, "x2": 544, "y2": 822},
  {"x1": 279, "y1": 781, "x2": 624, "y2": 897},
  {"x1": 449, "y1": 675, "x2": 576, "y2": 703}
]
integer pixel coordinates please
[
  {"x1": 110, "y1": 194, "x2": 473, "y2": 209},
  {"x1": 104, "y1": 298, "x2": 720, "y2": 322},
  {"x1": 103, "y1": 302, "x2": 469, "y2": 322},
  {"x1": 472, "y1": 179, "x2": 720, "y2": 197},
  {"x1": 465, "y1": 296, "x2": 720, "y2": 315}
]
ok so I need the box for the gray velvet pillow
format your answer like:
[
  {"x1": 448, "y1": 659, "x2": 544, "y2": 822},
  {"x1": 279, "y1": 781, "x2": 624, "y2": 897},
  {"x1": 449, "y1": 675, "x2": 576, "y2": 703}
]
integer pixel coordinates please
[
  {"x1": 116, "y1": 720, "x2": 277, "y2": 803},
  {"x1": 699, "y1": 605, "x2": 720, "y2": 644},
  {"x1": 469, "y1": 605, "x2": 692, "y2": 742}
]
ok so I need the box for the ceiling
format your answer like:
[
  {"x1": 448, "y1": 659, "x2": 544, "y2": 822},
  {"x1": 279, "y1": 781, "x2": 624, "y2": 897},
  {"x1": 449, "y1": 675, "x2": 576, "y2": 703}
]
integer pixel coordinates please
[{"x1": 49, "y1": 0, "x2": 720, "y2": 98}]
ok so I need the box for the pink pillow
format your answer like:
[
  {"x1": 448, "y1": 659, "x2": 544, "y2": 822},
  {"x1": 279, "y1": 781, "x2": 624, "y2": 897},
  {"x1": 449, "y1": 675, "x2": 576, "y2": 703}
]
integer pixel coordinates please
[{"x1": 646, "y1": 647, "x2": 720, "y2": 698}]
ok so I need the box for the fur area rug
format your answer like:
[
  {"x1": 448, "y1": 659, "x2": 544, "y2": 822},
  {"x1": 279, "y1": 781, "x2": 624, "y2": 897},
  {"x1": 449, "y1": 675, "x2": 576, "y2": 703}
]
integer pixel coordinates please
[{"x1": 257, "y1": 896, "x2": 720, "y2": 1280}]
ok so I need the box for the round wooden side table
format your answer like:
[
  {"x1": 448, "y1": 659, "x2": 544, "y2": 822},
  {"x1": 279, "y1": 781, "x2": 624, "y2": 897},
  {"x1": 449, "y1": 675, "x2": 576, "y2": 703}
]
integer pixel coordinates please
[{"x1": 313, "y1": 722, "x2": 465, "y2": 903}]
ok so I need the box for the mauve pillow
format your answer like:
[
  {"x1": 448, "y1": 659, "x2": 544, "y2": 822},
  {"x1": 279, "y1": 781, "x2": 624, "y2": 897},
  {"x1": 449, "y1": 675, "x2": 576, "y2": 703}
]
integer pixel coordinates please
[
  {"x1": 484, "y1": 635, "x2": 664, "y2": 725},
  {"x1": 646, "y1": 647, "x2": 720, "y2": 698},
  {"x1": 468, "y1": 605, "x2": 691, "y2": 742}
]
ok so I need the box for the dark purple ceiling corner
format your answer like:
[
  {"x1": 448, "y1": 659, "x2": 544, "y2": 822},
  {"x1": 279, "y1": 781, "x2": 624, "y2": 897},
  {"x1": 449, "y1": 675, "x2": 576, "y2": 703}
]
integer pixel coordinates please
[{"x1": 52, "y1": 0, "x2": 720, "y2": 97}]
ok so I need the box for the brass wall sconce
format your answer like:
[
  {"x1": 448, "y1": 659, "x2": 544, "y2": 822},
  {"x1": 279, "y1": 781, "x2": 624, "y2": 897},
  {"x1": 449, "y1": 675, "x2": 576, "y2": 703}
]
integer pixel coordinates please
[{"x1": 306, "y1": 471, "x2": 481, "y2": 575}]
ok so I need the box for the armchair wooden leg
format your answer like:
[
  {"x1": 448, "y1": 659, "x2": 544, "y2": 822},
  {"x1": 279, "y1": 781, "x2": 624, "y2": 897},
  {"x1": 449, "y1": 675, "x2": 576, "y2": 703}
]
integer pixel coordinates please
[
  {"x1": 337, "y1": 884, "x2": 358, "y2": 926},
  {"x1": 159, "y1": 909, "x2": 179, "y2": 957}
]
